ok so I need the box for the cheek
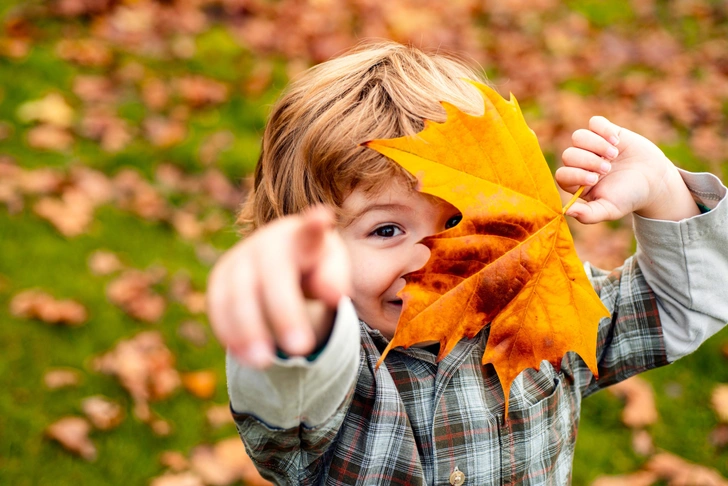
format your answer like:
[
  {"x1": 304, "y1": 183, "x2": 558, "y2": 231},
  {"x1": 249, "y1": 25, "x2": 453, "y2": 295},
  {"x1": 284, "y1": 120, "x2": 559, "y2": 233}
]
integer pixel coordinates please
[{"x1": 347, "y1": 246, "x2": 402, "y2": 303}]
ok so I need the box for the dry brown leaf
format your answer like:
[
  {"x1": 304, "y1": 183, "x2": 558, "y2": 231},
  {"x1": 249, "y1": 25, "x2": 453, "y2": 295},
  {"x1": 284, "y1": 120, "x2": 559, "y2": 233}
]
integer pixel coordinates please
[
  {"x1": 591, "y1": 471, "x2": 659, "y2": 486},
  {"x1": 632, "y1": 429, "x2": 655, "y2": 456},
  {"x1": 79, "y1": 107, "x2": 133, "y2": 152},
  {"x1": 711, "y1": 384, "x2": 728, "y2": 423},
  {"x1": 172, "y1": 210, "x2": 204, "y2": 240},
  {"x1": 206, "y1": 404, "x2": 234, "y2": 429},
  {"x1": 56, "y1": 38, "x2": 112, "y2": 67},
  {"x1": 107, "y1": 269, "x2": 166, "y2": 322},
  {"x1": 150, "y1": 472, "x2": 204, "y2": 486},
  {"x1": 710, "y1": 424, "x2": 728, "y2": 449},
  {"x1": 198, "y1": 131, "x2": 234, "y2": 166},
  {"x1": 17, "y1": 93, "x2": 74, "y2": 127},
  {"x1": 201, "y1": 169, "x2": 241, "y2": 210},
  {"x1": 81, "y1": 396, "x2": 124, "y2": 431},
  {"x1": 26, "y1": 124, "x2": 74, "y2": 151},
  {"x1": 177, "y1": 320, "x2": 208, "y2": 347},
  {"x1": 19, "y1": 167, "x2": 64, "y2": 195},
  {"x1": 190, "y1": 437, "x2": 272, "y2": 486},
  {"x1": 159, "y1": 450, "x2": 190, "y2": 472},
  {"x1": 93, "y1": 331, "x2": 180, "y2": 423},
  {"x1": 609, "y1": 376, "x2": 659, "y2": 428},
  {"x1": 10, "y1": 289, "x2": 87, "y2": 326},
  {"x1": 144, "y1": 116, "x2": 187, "y2": 147},
  {"x1": 72, "y1": 75, "x2": 117, "y2": 104},
  {"x1": 33, "y1": 190, "x2": 94, "y2": 236},
  {"x1": 46, "y1": 417, "x2": 97, "y2": 461},
  {"x1": 182, "y1": 370, "x2": 217, "y2": 399},
  {"x1": 88, "y1": 250, "x2": 123, "y2": 276},
  {"x1": 44, "y1": 368, "x2": 82, "y2": 389},
  {"x1": 113, "y1": 169, "x2": 169, "y2": 221},
  {"x1": 646, "y1": 452, "x2": 728, "y2": 486},
  {"x1": 176, "y1": 76, "x2": 229, "y2": 108},
  {"x1": 169, "y1": 274, "x2": 207, "y2": 314},
  {"x1": 141, "y1": 77, "x2": 170, "y2": 111}
]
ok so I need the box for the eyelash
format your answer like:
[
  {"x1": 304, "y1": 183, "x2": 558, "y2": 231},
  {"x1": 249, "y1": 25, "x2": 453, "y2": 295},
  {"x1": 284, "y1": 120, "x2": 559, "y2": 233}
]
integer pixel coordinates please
[{"x1": 370, "y1": 224, "x2": 403, "y2": 238}]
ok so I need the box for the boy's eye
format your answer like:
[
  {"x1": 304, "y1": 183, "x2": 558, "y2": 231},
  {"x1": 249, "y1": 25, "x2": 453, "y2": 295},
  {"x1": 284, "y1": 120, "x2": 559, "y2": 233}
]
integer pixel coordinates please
[
  {"x1": 445, "y1": 213, "x2": 462, "y2": 229},
  {"x1": 371, "y1": 225, "x2": 403, "y2": 238}
]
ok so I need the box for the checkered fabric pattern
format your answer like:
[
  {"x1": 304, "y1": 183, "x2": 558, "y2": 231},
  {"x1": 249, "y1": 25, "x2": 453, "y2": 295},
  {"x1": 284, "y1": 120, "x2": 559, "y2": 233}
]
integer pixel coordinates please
[{"x1": 232, "y1": 256, "x2": 668, "y2": 485}]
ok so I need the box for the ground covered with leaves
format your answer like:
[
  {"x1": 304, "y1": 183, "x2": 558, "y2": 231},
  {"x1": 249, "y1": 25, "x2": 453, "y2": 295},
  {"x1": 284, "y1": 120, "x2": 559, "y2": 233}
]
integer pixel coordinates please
[{"x1": 1, "y1": 1, "x2": 727, "y2": 485}]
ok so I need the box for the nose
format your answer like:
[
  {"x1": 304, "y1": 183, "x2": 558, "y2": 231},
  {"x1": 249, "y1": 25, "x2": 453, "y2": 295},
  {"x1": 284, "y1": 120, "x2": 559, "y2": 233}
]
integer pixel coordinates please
[{"x1": 406, "y1": 242, "x2": 431, "y2": 274}]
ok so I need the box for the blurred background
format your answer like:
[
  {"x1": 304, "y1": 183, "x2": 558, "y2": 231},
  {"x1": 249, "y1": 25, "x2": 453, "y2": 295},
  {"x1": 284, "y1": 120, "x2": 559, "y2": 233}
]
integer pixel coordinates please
[{"x1": 1, "y1": 0, "x2": 727, "y2": 484}]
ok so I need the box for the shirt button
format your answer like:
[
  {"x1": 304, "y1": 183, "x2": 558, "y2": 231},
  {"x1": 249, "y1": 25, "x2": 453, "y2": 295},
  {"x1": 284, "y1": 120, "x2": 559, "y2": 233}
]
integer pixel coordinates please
[{"x1": 449, "y1": 466, "x2": 465, "y2": 485}]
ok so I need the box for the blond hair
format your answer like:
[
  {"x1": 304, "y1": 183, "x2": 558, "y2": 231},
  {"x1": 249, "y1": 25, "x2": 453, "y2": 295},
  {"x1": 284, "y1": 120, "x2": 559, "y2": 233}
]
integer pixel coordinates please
[{"x1": 238, "y1": 40, "x2": 489, "y2": 233}]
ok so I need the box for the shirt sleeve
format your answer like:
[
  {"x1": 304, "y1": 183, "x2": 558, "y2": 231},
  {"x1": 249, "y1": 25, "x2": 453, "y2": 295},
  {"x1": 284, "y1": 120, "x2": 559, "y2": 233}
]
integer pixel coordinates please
[
  {"x1": 578, "y1": 170, "x2": 728, "y2": 396},
  {"x1": 226, "y1": 296, "x2": 360, "y2": 428},
  {"x1": 633, "y1": 169, "x2": 728, "y2": 362}
]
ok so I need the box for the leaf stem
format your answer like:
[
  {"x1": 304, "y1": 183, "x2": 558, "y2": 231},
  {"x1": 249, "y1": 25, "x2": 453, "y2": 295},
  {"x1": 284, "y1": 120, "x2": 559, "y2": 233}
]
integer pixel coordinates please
[{"x1": 562, "y1": 186, "x2": 585, "y2": 215}]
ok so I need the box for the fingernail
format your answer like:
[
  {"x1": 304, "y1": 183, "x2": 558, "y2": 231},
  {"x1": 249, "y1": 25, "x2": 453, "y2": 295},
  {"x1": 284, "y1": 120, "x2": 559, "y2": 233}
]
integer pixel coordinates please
[
  {"x1": 600, "y1": 162, "x2": 611, "y2": 174},
  {"x1": 244, "y1": 342, "x2": 272, "y2": 368},
  {"x1": 587, "y1": 173, "x2": 599, "y2": 184},
  {"x1": 608, "y1": 135, "x2": 620, "y2": 146},
  {"x1": 282, "y1": 329, "x2": 311, "y2": 355},
  {"x1": 606, "y1": 146, "x2": 618, "y2": 159}
]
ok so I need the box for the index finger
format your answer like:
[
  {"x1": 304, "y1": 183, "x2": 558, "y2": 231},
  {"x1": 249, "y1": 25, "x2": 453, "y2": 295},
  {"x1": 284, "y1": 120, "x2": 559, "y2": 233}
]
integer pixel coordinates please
[{"x1": 588, "y1": 116, "x2": 621, "y2": 146}]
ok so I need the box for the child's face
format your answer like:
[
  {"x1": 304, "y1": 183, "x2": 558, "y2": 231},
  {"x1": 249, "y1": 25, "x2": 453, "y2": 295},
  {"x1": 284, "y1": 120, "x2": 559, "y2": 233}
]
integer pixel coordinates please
[{"x1": 338, "y1": 179, "x2": 462, "y2": 339}]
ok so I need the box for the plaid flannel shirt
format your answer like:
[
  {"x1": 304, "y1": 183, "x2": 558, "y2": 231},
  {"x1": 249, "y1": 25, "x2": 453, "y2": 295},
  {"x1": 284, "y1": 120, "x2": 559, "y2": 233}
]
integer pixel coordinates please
[
  {"x1": 233, "y1": 257, "x2": 668, "y2": 485},
  {"x1": 230, "y1": 171, "x2": 728, "y2": 485}
]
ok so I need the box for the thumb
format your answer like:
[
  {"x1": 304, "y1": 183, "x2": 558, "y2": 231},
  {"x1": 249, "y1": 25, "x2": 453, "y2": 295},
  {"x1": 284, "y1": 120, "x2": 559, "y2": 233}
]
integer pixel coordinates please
[{"x1": 564, "y1": 199, "x2": 617, "y2": 224}]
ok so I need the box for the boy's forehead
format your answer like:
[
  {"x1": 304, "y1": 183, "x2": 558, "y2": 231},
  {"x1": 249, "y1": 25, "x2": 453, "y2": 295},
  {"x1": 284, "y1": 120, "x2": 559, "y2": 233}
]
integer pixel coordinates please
[{"x1": 340, "y1": 178, "x2": 453, "y2": 224}]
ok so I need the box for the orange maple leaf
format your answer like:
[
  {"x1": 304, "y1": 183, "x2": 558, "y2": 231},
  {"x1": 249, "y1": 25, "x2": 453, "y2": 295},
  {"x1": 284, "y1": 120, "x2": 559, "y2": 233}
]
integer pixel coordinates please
[{"x1": 364, "y1": 81, "x2": 610, "y2": 415}]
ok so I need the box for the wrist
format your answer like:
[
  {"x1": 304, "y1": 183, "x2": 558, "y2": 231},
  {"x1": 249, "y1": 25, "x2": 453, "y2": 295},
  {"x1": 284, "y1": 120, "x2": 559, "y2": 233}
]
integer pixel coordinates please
[{"x1": 634, "y1": 165, "x2": 701, "y2": 221}]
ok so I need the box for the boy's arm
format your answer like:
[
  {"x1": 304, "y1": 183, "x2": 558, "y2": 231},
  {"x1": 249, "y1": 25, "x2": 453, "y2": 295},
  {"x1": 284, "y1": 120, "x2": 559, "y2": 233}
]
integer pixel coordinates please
[
  {"x1": 226, "y1": 296, "x2": 360, "y2": 428},
  {"x1": 633, "y1": 169, "x2": 728, "y2": 361}
]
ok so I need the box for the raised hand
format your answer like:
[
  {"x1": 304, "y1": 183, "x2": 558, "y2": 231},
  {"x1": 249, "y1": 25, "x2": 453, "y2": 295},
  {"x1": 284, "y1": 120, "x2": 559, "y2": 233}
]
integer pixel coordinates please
[
  {"x1": 557, "y1": 116, "x2": 699, "y2": 224},
  {"x1": 207, "y1": 206, "x2": 351, "y2": 368}
]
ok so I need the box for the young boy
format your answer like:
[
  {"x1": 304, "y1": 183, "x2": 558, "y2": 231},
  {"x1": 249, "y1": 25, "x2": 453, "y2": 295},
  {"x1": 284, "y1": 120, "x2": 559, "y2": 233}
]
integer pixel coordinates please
[{"x1": 207, "y1": 41, "x2": 728, "y2": 484}]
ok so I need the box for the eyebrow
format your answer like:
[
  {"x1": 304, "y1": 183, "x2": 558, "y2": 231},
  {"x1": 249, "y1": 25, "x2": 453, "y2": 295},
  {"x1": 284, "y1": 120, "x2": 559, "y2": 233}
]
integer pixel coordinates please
[{"x1": 343, "y1": 203, "x2": 413, "y2": 227}]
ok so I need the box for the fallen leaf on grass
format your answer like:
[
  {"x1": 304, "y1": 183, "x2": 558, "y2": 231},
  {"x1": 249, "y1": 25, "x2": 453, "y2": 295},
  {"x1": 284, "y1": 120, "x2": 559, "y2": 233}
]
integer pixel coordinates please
[
  {"x1": 81, "y1": 396, "x2": 124, "y2": 431},
  {"x1": 113, "y1": 169, "x2": 170, "y2": 221},
  {"x1": 33, "y1": 190, "x2": 94, "y2": 236},
  {"x1": 646, "y1": 452, "x2": 728, "y2": 485},
  {"x1": 710, "y1": 424, "x2": 728, "y2": 449},
  {"x1": 182, "y1": 370, "x2": 217, "y2": 399},
  {"x1": 177, "y1": 320, "x2": 208, "y2": 347},
  {"x1": 591, "y1": 471, "x2": 658, "y2": 486},
  {"x1": 142, "y1": 77, "x2": 170, "y2": 111},
  {"x1": 44, "y1": 368, "x2": 82, "y2": 389},
  {"x1": 176, "y1": 76, "x2": 229, "y2": 108},
  {"x1": 198, "y1": 131, "x2": 234, "y2": 166},
  {"x1": 144, "y1": 116, "x2": 187, "y2": 147},
  {"x1": 205, "y1": 404, "x2": 234, "y2": 429},
  {"x1": 88, "y1": 250, "x2": 123, "y2": 276},
  {"x1": 79, "y1": 107, "x2": 133, "y2": 152},
  {"x1": 10, "y1": 289, "x2": 87, "y2": 325},
  {"x1": 160, "y1": 450, "x2": 190, "y2": 472},
  {"x1": 93, "y1": 331, "x2": 180, "y2": 424},
  {"x1": 73, "y1": 75, "x2": 118, "y2": 104},
  {"x1": 150, "y1": 472, "x2": 204, "y2": 486},
  {"x1": 56, "y1": 38, "x2": 113, "y2": 67},
  {"x1": 711, "y1": 384, "x2": 728, "y2": 423},
  {"x1": 46, "y1": 416, "x2": 96, "y2": 461},
  {"x1": 609, "y1": 376, "x2": 658, "y2": 428},
  {"x1": 632, "y1": 429, "x2": 654, "y2": 456},
  {"x1": 107, "y1": 269, "x2": 166, "y2": 322},
  {"x1": 17, "y1": 93, "x2": 74, "y2": 127},
  {"x1": 190, "y1": 437, "x2": 272, "y2": 486},
  {"x1": 26, "y1": 124, "x2": 74, "y2": 151}
]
